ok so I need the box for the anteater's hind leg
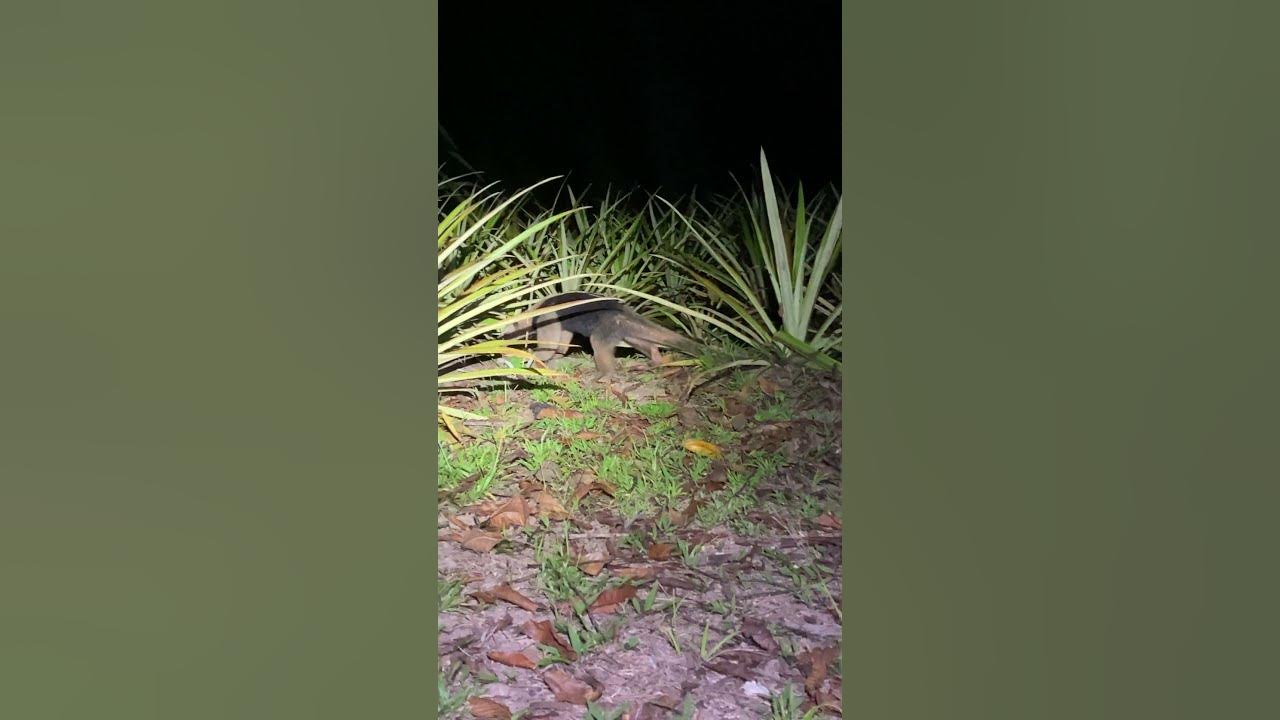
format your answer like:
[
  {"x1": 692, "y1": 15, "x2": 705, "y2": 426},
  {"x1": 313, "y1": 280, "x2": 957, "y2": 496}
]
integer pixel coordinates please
[{"x1": 534, "y1": 324, "x2": 573, "y2": 364}]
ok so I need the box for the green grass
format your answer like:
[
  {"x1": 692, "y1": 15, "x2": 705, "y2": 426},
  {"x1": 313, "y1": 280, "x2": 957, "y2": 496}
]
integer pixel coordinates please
[
  {"x1": 755, "y1": 395, "x2": 795, "y2": 422},
  {"x1": 534, "y1": 530, "x2": 605, "y2": 608},
  {"x1": 584, "y1": 702, "x2": 629, "y2": 720},
  {"x1": 520, "y1": 437, "x2": 561, "y2": 472},
  {"x1": 441, "y1": 377, "x2": 807, "y2": 537},
  {"x1": 769, "y1": 684, "x2": 821, "y2": 720},
  {"x1": 761, "y1": 547, "x2": 832, "y2": 604},
  {"x1": 438, "y1": 441, "x2": 501, "y2": 502},
  {"x1": 635, "y1": 400, "x2": 678, "y2": 419},
  {"x1": 438, "y1": 575, "x2": 465, "y2": 613},
  {"x1": 437, "y1": 663, "x2": 481, "y2": 720}
]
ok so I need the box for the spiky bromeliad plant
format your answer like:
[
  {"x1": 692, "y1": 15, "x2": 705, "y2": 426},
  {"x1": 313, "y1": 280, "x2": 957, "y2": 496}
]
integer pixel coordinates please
[
  {"x1": 658, "y1": 148, "x2": 842, "y2": 371},
  {"x1": 508, "y1": 184, "x2": 669, "y2": 303},
  {"x1": 437, "y1": 176, "x2": 593, "y2": 438}
]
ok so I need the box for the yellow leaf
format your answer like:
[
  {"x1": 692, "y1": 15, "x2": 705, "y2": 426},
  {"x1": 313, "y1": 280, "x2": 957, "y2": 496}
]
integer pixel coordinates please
[{"x1": 682, "y1": 439, "x2": 722, "y2": 458}]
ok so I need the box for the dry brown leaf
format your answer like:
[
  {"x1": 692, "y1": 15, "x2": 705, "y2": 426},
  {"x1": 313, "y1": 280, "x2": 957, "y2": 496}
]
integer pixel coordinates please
[
  {"x1": 522, "y1": 619, "x2": 577, "y2": 661},
  {"x1": 574, "y1": 550, "x2": 610, "y2": 576},
  {"x1": 467, "y1": 696, "x2": 513, "y2": 719},
  {"x1": 573, "y1": 430, "x2": 606, "y2": 442},
  {"x1": 486, "y1": 496, "x2": 528, "y2": 530},
  {"x1": 723, "y1": 397, "x2": 748, "y2": 416},
  {"x1": 800, "y1": 645, "x2": 840, "y2": 697},
  {"x1": 457, "y1": 528, "x2": 503, "y2": 553},
  {"x1": 533, "y1": 461, "x2": 562, "y2": 485},
  {"x1": 613, "y1": 565, "x2": 656, "y2": 581},
  {"x1": 664, "y1": 496, "x2": 704, "y2": 527},
  {"x1": 534, "y1": 405, "x2": 583, "y2": 420},
  {"x1": 571, "y1": 480, "x2": 597, "y2": 503},
  {"x1": 757, "y1": 375, "x2": 781, "y2": 396},
  {"x1": 648, "y1": 693, "x2": 685, "y2": 711},
  {"x1": 816, "y1": 512, "x2": 842, "y2": 530},
  {"x1": 487, "y1": 650, "x2": 537, "y2": 670},
  {"x1": 532, "y1": 491, "x2": 570, "y2": 521},
  {"x1": 588, "y1": 584, "x2": 637, "y2": 613},
  {"x1": 466, "y1": 498, "x2": 505, "y2": 516},
  {"x1": 489, "y1": 584, "x2": 539, "y2": 612},
  {"x1": 814, "y1": 682, "x2": 843, "y2": 716},
  {"x1": 647, "y1": 543, "x2": 675, "y2": 561},
  {"x1": 741, "y1": 618, "x2": 780, "y2": 654},
  {"x1": 623, "y1": 420, "x2": 649, "y2": 437},
  {"x1": 447, "y1": 514, "x2": 475, "y2": 530},
  {"x1": 699, "y1": 462, "x2": 728, "y2": 493},
  {"x1": 446, "y1": 470, "x2": 483, "y2": 498},
  {"x1": 542, "y1": 668, "x2": 601, "y2": 705},
  {"x1": 502, "y1": 444, "x2": 529, "y2": 462},
  {"x1": 703, "y1": 656, "x2": 757, "y2": 680}
]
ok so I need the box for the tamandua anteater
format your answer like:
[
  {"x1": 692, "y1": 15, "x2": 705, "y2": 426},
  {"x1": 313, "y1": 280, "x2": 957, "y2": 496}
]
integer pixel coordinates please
[{"x1": 507, "y1": 292, "x2": 698, "y2": 379}]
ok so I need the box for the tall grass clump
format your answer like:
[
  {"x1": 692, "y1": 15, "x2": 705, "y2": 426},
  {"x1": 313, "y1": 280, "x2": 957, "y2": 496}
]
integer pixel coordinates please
[{"x1": 437, "y1": 175, "x2": 587, "y2": 437}]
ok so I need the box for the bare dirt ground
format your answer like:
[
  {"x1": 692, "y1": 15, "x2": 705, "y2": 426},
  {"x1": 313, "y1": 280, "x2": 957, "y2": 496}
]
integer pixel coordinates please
[{"x1": 438, "y1": 356, "x2": 842, "y2": 719}]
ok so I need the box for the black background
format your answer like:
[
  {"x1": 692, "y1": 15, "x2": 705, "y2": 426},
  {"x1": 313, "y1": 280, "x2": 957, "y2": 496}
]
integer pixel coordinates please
[{"x1": 440, "y1": 1, "x2": 840, "y2": 197}]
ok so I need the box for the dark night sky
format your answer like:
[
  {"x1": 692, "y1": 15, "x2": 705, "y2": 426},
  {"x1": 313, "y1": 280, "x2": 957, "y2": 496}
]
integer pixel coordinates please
[{"x1": 440, "y1": 1, "x2": 841, "y2": 200}]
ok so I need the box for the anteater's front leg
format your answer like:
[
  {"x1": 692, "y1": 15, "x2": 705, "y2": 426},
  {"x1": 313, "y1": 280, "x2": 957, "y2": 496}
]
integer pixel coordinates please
[{"x1": 589, "y1": 335, "x2": 618, "y2": 380}]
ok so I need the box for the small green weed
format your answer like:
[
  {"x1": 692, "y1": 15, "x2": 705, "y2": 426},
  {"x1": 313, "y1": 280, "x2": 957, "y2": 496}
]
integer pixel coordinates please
[
  {"x1": 534, "y1": 644, "x2": 574, "y2": 668},
  {"x1": 535, "y1": 531, "x2": 602, "y2": 607},
  {"x1": 565, "y1": 381, "x2": 624, "y2": 413},
  {"x1": 704, "y1": 423, "x2": 738, "y2": 447},
  {"x1": 521, "y1": 437, "x2": 561, "y2": 472},
  {"x1": 706, "y1": 595, "x2": 737, "y2": 618},
  {"x1": 660, "y1": 596, "x2": 684, "y2": 654},
  {"x1": 635, "y1": 400, "x2": 678, "y2": 420},
  {"x1": 755, "y1": 397, "x2": 794, "y2": 422},
  {"x1": 438, "y1": 441, "x2": 500, "y2": 493},
  {"x1": 675, "y1": 537, "x2": 703, "y2": 568},
  {"x1": 629, "y1": 583, "x2": 663, "y2": 615},
  {"x1": 437, "y1": 663, "x2": 479, "y2": 720},
  {"x1": 747, "y1": 449, "x2": 786, "y2": 479},
  {"x1": 763, "y1": 547, "x2": 830, "y2": 603},
  {"x1": 619, "y1": 531, "x2": 648, "y2": 555},
  {"x1": 437, "y1": 438, "x2": 501, "y2": 499},
  {"x1": 584, "y1": 702, "x2": 628, "y2": 720},
  {"x1": 698, "y1": 619, "x2": 739, "y2": 662},
  {"x1": 529, "y1": 387, "x2": 561, "y2": 403},
  {"x1": 438, "y1": 575, "x2": 465, "y2": 613},
  {"x1": 769, "y1": 684, "x2": 821, "y2": 720}
]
